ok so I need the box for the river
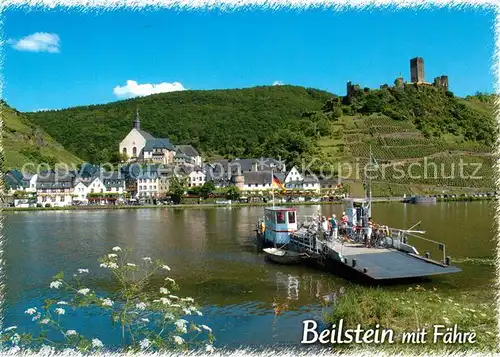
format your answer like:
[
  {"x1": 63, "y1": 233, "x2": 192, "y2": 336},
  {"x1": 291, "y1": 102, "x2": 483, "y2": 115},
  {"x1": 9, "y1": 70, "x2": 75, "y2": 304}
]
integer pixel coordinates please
[{"x1": 3, "y1": 202, "x2": 495, "y2": 350}]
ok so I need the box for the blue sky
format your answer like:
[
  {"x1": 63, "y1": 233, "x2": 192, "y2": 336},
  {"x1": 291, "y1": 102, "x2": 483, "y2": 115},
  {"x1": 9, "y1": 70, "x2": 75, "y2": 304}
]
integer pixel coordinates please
[{"x1": 3, "y1": 7, "x2": 495, "y2": 112}]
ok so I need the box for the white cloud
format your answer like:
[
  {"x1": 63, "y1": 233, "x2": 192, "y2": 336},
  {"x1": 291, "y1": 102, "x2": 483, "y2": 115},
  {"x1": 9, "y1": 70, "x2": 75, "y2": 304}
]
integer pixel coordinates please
[
  {"x1": 8, "y1": 32, "x2": 60, "y2": 53},
  {"x1": 273, "y1": 80, "x2": 284, "y2": 86},
  {"x1": 113, "y1": 80, "x2": 186, "y2": 98}
]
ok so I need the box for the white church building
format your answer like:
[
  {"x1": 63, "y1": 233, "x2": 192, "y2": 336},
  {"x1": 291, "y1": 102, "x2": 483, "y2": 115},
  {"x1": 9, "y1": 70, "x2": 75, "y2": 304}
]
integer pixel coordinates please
[{"x1": 119, "y1": 110, "x2": 201, "y2": 166}]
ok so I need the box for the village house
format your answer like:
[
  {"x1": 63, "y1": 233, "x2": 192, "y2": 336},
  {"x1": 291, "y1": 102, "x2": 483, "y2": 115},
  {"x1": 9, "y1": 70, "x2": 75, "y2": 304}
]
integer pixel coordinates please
[
  {"x1": 36, "y1": 172, "x2": 74, "y2": 207},
  {"x1": 136, "y1": 167, "x2": 170, "y2": 200},
  {"x1": 176, "y1": 165, "x2": 206, "y2": 188},
  {"x1": 175, "y1": 145, "x2": 202, "y2": 167},
  {"x1": 283, "y1": 166, "x2": 321, "y2": 193}
]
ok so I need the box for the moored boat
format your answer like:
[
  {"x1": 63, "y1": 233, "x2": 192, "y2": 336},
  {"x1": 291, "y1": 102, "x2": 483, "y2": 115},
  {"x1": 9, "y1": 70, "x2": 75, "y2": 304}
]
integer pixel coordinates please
[{"x1": 263, "y1": 248, "x2": 305, "y2": 265}]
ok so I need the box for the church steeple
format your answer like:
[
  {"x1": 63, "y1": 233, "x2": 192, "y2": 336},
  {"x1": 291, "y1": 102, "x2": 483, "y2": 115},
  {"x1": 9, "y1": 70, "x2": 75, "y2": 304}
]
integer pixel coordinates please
[{"x1": 133, "y1": 108, "x2": 141, "y2": 130}]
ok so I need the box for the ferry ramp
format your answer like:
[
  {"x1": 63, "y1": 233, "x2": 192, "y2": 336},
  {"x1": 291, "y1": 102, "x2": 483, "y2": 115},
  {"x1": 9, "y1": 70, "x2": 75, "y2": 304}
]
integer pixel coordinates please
[{"x1": 330, "y1": 243, "x2": 462, "y2": 280}]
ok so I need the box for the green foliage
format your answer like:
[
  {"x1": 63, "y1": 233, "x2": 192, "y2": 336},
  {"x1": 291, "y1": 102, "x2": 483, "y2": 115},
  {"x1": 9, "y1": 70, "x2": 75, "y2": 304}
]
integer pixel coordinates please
[
  {"x1": 225, "y1": 186, "x2": 240, "y2": 201},
  {"x1": 25, "y1": 85, "x2": 332, "y2": 163},
  {"x1": 325, "y1": 285, "x2": 495, "y2": 352},
  {"x1": 1, "y1": 247, "x2": 214, "y2": 353},
  {"x1": 169, "y1": 176, "x2": 187, "y2": 204},
  {"x1": 1, "y1": 103, "x2": 82, "y2": 170},
  {"x1": 199, "y1": 181, "x2": 216, "y2": 199}
]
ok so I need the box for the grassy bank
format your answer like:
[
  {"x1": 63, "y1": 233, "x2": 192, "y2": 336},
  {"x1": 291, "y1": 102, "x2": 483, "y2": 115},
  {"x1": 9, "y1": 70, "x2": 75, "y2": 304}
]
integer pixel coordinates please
[{"x1": 323, "y1": 285, "x2": 497, "y2": 352}]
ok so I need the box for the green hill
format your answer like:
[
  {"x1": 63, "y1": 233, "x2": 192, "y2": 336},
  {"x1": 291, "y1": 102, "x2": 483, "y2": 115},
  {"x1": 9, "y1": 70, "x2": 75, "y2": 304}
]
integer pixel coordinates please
[
  {"x1": 25, "y1": 85, "x2": 333, "y2": 164},
  {"x1": 23, "y1": 84, "x2": 495, "y2": 194},
  {"x1": 1, "y1": 101, "x2": 82, "y2": 171}
]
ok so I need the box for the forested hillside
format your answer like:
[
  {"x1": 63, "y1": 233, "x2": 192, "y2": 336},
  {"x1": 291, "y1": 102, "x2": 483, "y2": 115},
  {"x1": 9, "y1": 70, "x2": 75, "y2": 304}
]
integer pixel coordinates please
[
  {"x1": 25, "y1": 86, "x2": 333, "y2": 164},
  {"x1": 23, "y1": 84, "x2": 496, "y2": 193},
  {"x1": 1, "y1": 101, "x2": 82, "y2": 171}
]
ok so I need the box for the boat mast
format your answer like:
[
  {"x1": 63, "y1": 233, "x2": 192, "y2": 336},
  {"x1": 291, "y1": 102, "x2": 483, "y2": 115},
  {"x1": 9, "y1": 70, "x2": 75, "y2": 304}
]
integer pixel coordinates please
[{"x1": 271, "y1": 168, "x2": 275, "y2": 208}]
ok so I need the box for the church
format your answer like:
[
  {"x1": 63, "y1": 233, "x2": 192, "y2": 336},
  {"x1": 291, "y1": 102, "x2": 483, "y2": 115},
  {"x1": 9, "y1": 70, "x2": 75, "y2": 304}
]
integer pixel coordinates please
[{"x1": 119, "y1": 110, "x2": 201, "y2": 166}]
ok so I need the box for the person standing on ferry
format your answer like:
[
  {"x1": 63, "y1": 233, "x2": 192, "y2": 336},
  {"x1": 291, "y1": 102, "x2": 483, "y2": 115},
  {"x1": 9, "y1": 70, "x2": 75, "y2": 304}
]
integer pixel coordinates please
[{"x1": 330, "y1": 214, "x2": 338, "y2": 240}]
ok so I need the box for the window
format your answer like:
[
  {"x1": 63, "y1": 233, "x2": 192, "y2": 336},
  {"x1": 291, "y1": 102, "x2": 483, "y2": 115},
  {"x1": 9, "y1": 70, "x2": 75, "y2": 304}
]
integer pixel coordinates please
[
  {"x1": 288, "y1": 211, "x2": 296, "y2": 224},
  {"x1": 276, "y1": 211, "x2": 285, "y2": 224},
  {"x1": 132, "y1": 147, "x2": 137, "y2": 156},
  {"x1": 60, "y1": 196, "x2": 65, "y2": 202},
  {"x1": 123, "y1": 148, "x2": 127, "y2": 156}
]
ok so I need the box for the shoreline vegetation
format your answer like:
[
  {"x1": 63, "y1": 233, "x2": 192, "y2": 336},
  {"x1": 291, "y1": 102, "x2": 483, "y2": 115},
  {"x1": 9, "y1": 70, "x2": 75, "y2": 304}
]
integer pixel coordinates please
[
  {"x1": 322, "y1": 285, "x2": 496, "y2": 352},
  {"x1": 2, "y1": 195, "x2": 494, "y2": 212}
]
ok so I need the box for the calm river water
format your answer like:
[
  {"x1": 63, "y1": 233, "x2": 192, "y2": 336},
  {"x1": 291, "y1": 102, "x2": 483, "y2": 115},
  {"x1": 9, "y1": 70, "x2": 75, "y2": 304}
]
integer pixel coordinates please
[{"x1": 3, "y1": 202, "x2": 496, "y2": 349}]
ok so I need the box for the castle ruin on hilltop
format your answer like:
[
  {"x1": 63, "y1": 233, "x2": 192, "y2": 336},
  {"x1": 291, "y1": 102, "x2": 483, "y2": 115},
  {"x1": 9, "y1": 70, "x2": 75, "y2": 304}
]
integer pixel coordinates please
[{"x1": 346, "y1": 57, "x2": 449, "y2": 98}]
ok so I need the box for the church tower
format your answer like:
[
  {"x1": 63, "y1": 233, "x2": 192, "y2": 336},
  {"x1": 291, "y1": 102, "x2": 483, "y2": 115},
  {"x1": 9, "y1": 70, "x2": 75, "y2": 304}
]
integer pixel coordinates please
[{"x1": 133, "y1": 108, "x2": 141, "y2": 130}]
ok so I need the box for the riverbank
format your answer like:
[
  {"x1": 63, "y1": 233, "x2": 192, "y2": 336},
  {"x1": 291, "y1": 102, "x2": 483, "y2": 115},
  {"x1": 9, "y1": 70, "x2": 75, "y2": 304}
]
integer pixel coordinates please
[
  {"x1": 2, "y1": 195, "x2": 495, "y2": 212},
  {"x1": 323, "y1": 285, "x2": 496, "y2": 352}
]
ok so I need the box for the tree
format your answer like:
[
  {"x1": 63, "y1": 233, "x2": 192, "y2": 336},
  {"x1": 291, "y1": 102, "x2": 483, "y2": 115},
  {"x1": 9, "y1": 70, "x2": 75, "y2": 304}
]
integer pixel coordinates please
[
  {"x1": 225, "y1": 186, "x2": 240, "y2": 201},
  {"x1": 168, "y1": 176, "x2": 187, "y2": 204},
  {"x1": 200, "y1": 181, "x2": 216, "y2": 199}
]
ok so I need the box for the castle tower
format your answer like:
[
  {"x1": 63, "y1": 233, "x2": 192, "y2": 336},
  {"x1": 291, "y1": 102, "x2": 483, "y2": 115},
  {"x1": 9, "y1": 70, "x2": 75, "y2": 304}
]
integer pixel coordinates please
[
  {"x1": 234, "y1": 175, "x2": 244, "y2": 190},
  {"x1": 410, "y1": 57, "x2": 425, "y2": 83},
  {"x1": 133, "y1": 108, "x2": 141, "y2": 130}
]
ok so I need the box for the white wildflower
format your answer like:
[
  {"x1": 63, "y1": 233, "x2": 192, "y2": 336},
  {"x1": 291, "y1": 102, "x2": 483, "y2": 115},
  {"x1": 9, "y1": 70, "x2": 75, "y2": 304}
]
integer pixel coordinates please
[
  {"x1": 139, "y1": 338, "x2": 151, "y2": 350},
  {"x1": 182, "y1": 297, "x2": 194, "y2": 303},
  {"x1": 32, "y1": 312, "x2": 41, "y2": 321},
  {"x1": 443, "y1": 317, "x2": 451, "y2": 324},
  {"x1": 196, "y1": 310, "x2": 203, "y2": 316},
  {"x1": 162, "y1": 265, "x2": 171, "y2": 271},
  {"x1": 136, "y1": 302, "x2": 147, "y2": 310},
  {"x1": 165, "y1": 277, "x2": 175, "y2": 283},
  {"x1": 10, "y1": 333, "x2": 20, "y2": 344},
  {"x1": 193, "y1": 325, "x2": 201, "y2": 332},
  {"x1": 55, "y1": 308, "x2": 65, "y2": 315},
  {"x1": 77, "y1": 269, "x2": 89, "y2": 274},
  {"x1": 92, "y1": 338, "x2": 103, "y2": 348},
  {"x1": 171, "y1": 304, "x2": 181, "y2": 308},
  {"x1": 183, "y1": 308, "x2": 192, "y2": 315},
  {"x1": 141, "y1": 318, "x2": 149, "y2": 323},
  {"x1": 143, "y1": 257, "x2": 152, "y2": 263},
  {"x1": 49, "y1": 280, "x2": 62, "y2": 289},
  {"x1": 108, "y1": 253, "x2": 117, "y2": 259},
  {"x1": 57, "y1": 301, "x2": 68, "y2": 305},
  {"x1": 40, "y1": 319, "x2": 50, "y2": 325},
  {"x1": 201, "y1": 324, "x2": 212, "y2": 333},
  {"x1": 127, "y1": 263, "x2": 136, "y2": 267},
  {"x1": 206, "y1": 344, "x2": 214, "y2": 353},
  {"x1": 165, "y1": 313, "x2": 175, "y2": 320},
  {"x1": 160, "y1": 287, "x2": 169, "y2": 294},
  {"x1": 101, "y1": 298, "x2": 114, "y2": 307},
  {"x1": 112, "y1": 246, "x2": 121, "y2": 251},
  {"x1": 160, "y1": 297, "x2": 171, "y2": 305},
  {"x1": 100, "y1": 262, "x2": 118, "y2": 269},
  {"x1": 25, "y1": 307, "x2": 37, "y2": 315},
  {"x1": 4, "y1": 326, "x2": 17, "y2": 332},
  {"x1": 65, "y1": 330, "x2": 77, "y2": 336},
  {"x1": 173, "y1": 336, "x2": 184, "y2": 345},
  {"x1": 175, "y1": 319, "x2": 188, "y2": 328},
  {"x1": 169, "y1": 295, "x2": 179, "y2": 300},
  {"x1": 78, "y1": 288, "x2": 90, "y2": 295}
]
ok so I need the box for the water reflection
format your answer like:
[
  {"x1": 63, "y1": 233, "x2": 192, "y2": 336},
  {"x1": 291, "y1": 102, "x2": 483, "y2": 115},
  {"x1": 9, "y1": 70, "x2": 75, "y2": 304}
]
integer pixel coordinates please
[{"x1": 3, "y1": 202, "x2": 495, "y2": 348}]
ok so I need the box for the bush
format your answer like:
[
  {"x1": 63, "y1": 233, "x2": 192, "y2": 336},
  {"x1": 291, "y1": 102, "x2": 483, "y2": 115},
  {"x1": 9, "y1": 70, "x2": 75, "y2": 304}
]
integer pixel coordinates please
[{"x1": 1, "y1": 247, "x2": 214, "y2": 353}]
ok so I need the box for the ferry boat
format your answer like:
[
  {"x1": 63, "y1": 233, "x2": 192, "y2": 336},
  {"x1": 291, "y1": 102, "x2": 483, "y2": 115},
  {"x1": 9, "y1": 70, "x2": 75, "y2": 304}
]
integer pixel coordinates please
[{"x1": 255, "y1": 150, "x2": 461, "y2": 281}]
